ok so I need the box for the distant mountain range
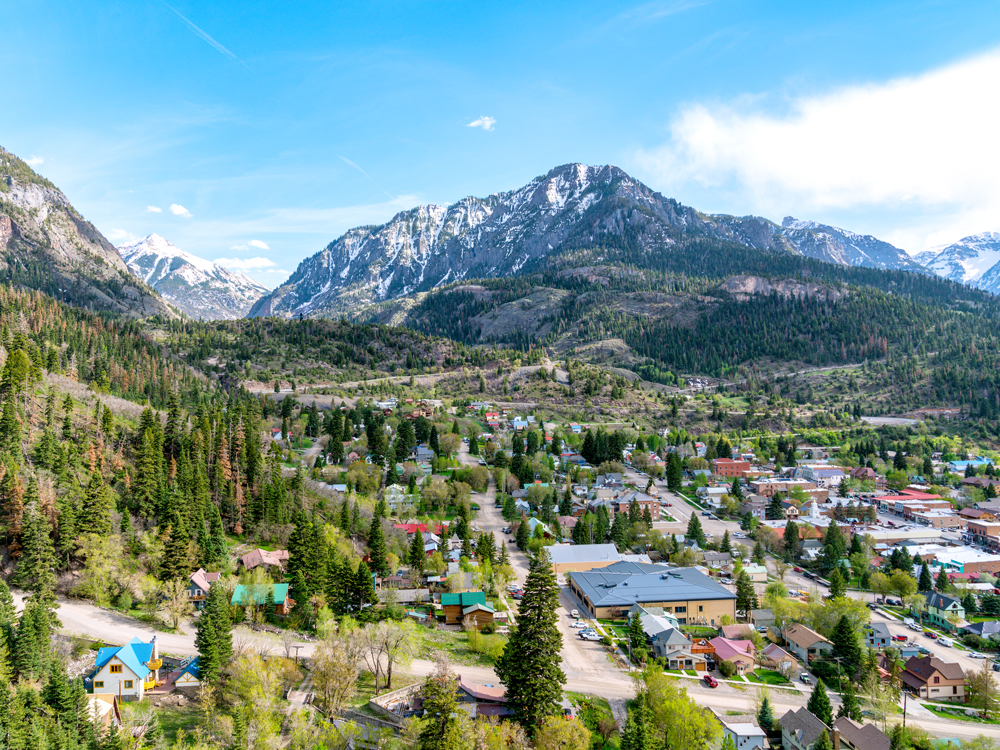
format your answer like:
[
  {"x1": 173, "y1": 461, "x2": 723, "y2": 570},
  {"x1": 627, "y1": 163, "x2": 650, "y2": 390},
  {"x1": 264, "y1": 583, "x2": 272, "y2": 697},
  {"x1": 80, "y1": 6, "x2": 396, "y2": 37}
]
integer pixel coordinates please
[
  {"x1": 0, "y1": 147, "x2": 169, "y2": 317},
  {"x1": 248, "y1": 163, "x2": 934, "y2": 318},
  {"x1": 917, "y1": 233, "x2": 1000, "y2": 295},
  {"x1": 117, "y1": 234, "x2": 268, "y2": 320}
]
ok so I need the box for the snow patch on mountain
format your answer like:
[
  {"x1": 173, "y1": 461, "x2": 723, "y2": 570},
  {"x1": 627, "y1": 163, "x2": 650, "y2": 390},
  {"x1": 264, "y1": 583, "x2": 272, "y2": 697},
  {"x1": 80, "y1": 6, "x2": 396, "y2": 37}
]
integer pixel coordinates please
[
  {"x1": 118, "y1": 234, "x2": 268, "y2": 320},
  {"x1": 922, "y1": 232, "x2": 1000, "y2": 286}
]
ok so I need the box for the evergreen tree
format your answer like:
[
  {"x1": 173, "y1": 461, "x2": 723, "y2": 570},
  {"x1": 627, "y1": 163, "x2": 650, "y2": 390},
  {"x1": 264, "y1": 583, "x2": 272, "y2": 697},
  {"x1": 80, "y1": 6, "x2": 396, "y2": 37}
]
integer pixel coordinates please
[
  {"x1": 78, "y1": 471, "x2": 114, "y2": 537},
  {"x1": 918, "y1": 562, "x2": 933, "y2": 592},
  {"x1": 354, "y1": 560, "x2": 377, "y2": 611},
  {"x1": 666, "y1": 453, "x2": 682, "y2": 492},
  {"x1": 418, "y1": 662, "x2": 461, "y2": 750},
  {"x1": 409, "y1": 529, "x2": 425, "y2": 573},
  {"x1": 735, "y1": 571, "x2": 758, "y2": 614},
  {"x1": 339, "y1": 500, "x2": 351, "y2": 532},
  {"x1": 753, "y1": 539, "x2": 766, "y2": 565},
  {"x1": 496, "y1": 549, "x2": 565, "y2": 733},
  {"x1": 686, "y1": 513, "x2": 706, "y2": 547},
  {"x1": 720, "y1": 530, "x2": 732, "y2": 554},
  {"x1": 827, "y1": 568, "x2": 847, "y2": 599},
  {"x1": 619, "y1": 693, "x2": 656, "y2": 750},
  {"x1": 367, "y1": 515, "x2": 389, "y2": 577},
  {"x1": 194, "y1": 583, "x2": 232, "y2": 685},
  {"x1": 962, "y1": 592, "x2": 978, "y2": 615},
  {"x1": 837, "y1": 679, "x2": 863, "y2": 721},
  {"x1": 757, "y1": 693, "x2": 774, "y2": 732},
  {"x1": 767, "y1": 495, "x2": 786, "y2": 520},
  {"x1": 730, "y1": 478, "x2": 744, "y2": 501},
  {"x1": 0, "y1": 398, "x2": 20, "y2": 456},
  {"x1": 515, "y1": 520, "x2": 530, "y2": 550},
  {"x1": 13, "y1": 499, "x2": 57, "y2": 600},
  {"x1": 806, "y1": 680, "x2": 833, "y2": 726},
  {"x1": 830, "y1": 614, "x2": 862, "y2": 673},
  {"x1": 160, "y1": 503, "x2": 191, "y2": 582},
  {"x1": 429, "y1": 426, "x2": 440, "y2": 456},
  {"x1": 935, "y1": 568, "x2": 951, "y2": 593},
  {"x1": 627, "y1": 612, "x2": 646, "y2": 664},
  {"x1": 814, "y1": 730, "x2": 833, "y2": 750},
  {"x1": 783, "y1": 520, "x2": 800, "y2": 560}
]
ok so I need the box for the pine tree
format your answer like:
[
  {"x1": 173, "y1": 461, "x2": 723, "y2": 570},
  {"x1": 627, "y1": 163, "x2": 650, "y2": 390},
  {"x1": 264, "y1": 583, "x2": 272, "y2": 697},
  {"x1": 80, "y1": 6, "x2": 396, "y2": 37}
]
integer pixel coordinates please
[
  {"x1": 13, "y1": 499, "x2": 57, "y2": 597},
  {"x1": 783, "y1": 520, "x2": 800, "y2": 560},
  {"x1": 686, "y1": 513, "x2": 706, "y2": 547},
  {"x1": 753, "y1": 539, "x2": 766, "y2": 565},
  {"x1": 78, "y1": 471, "x2": 114, "y2": 537},
  {"x1": 935, "y1": 567, "x2": 951, "y2": 593},
  {"x1": 194, "y1": 583, "x2": 232, "y2": 685},
  {"x1": 628, "y1": 612, "x2": 646, "y2": 664},
  {"x1": 354, "y1": 560, "x2": 377, "y2": 611},
  {"x1": 720, "y1": 530, "x2": 732, "y2": 554},
  {"x1": 918, "y1": 562, "x2": 933, "y2": 592},
  {"x1": 828, "y1": 568, "x2": 847, "y2": 599},
  {"x1": 806, "y1": 679, "x2": 833, "y2": 726},
  {"x1": 837, "y1": 679, "x2": 862, "y2": 721},
  {"x1": 516, "y1": 520, "x2": 530, "y2": 550},
  {"x1": 757, "y1": 693, "x2": 774, "y2": 731},
  {"x1": 0, "y1": 398, "x2": 20, "y2": 456},
  {"x1": 830, "y1": 614, "x2": 862, "y2": 673},
  {"x1": 735, "y1": 571, "x2": 758, "y2": 614},
  {"x1": 496, "y1": 549, "x2": 565, "y2": 733},
  {"x1": 367, "y1": 515, "x2": 389, "y2": 577},
  {"x1": 814, "y1": 730, "x2": 833, "y2": 750},
  {"x1": 408, "y1": 529, "x2": 425, "y2": 573},
  {"x1": 666, "y1": 453, "x2": 682, "y2": 491}
]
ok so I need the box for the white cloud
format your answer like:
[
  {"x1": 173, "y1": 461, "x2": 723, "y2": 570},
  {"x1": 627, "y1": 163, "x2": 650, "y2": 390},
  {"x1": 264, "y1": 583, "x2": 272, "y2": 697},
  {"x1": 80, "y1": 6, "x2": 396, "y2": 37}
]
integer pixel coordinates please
[
  {"x1": 25, "y1": 156, "x2": 43, "y2": 167},
  {"x1": 229, "y1": 244, "x2": 249, "y2": 251},
  {"x1": 214, "y1": 256, "x2": 276, "y2": 271},
  {"x1": 249, "y1": 239, "x2": 270, "y2": 250},
  {"x1": 467, "y1": 116, "x2": 496, "y2": 131},
  {"x1": 635, "y1": 49, "x2": 1000, "y2": 251},
  {"x1": 170, "y1": 203, "x2": 192, "y2": 218},
  {"x1": 147, "y1": 205, "x2": 163, "y2": 213},
  {"x1": 106, "y1": 228, "x2": 137, "y2": 243}
]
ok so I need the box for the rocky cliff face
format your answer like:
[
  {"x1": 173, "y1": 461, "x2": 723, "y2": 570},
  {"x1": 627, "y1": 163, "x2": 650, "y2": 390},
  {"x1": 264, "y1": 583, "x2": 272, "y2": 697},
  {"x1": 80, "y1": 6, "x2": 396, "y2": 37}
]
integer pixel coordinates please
[
  {"x1": 118, "y1": 234, "x2": 268, "y2": 320},
  {"x1": 249, "y1": 163, "x2": 929, "y2": 318},
  {"x1": 0, "y1": 147, "x2": 169, "y2": 317}
]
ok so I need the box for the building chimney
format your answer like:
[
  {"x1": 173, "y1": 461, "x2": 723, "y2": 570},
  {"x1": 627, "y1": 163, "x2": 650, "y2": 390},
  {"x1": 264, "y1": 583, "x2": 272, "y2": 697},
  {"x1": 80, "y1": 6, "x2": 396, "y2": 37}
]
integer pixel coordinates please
[{"x1": 832, "y1": 727, "x2": 840, "y2": 750}]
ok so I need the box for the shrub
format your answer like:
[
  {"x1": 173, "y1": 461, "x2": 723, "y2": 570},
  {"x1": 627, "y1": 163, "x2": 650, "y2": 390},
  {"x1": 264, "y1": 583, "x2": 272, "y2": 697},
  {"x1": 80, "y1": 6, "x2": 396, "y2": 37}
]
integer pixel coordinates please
[
  {"x1": 481, "y1": 622, "x2": 497, "y2": 635},
  {"x1": 719, "y1": 659, "x2": 737, "y2": 678}
]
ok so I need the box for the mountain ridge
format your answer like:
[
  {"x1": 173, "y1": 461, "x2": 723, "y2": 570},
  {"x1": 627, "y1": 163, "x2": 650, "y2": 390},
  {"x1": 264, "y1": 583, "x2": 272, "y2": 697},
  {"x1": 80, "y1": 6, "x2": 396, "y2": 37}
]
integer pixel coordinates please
[
  {"x1": 249, "y1": 163, "x2": 931, "y2": 319},
  {"x1": 117, "y1": 234, "x2": 268, "y2": 320}
]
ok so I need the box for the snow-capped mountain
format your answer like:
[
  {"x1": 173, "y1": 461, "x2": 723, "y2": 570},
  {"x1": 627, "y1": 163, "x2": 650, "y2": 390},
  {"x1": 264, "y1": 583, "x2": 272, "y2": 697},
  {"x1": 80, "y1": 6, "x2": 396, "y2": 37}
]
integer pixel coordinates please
[
  {"x1": 919, "y1": 233, "x2": 1000, "y2": 290},
  {"x1": 248, "y1": 163, "x2": 929, "y2": 319},
  {"x1": 118, "y1": 234, "x2": 268, "y2": 320},
  {"x1": 777, "y1": 217, "x2": 926, "y2": 272}
]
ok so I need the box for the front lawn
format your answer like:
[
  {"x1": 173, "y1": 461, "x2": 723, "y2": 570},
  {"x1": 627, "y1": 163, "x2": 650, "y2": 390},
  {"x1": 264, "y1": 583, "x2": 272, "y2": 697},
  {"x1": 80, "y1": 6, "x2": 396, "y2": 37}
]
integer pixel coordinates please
[
  {"x1": 746, "y1": 670, "x2": 791, "y2": 686},
  {"x1": 925, "y1": 705, "x2": 1000, "y2": 725}
]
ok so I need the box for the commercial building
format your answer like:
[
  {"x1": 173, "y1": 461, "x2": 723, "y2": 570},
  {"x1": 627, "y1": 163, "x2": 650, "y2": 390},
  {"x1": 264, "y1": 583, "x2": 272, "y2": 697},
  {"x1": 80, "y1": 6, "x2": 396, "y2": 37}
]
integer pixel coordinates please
[
  {"x1": 566, "y1": 562, "x2": 736, "y2": 624},
  {"x1": 713, "y1": 459, "x2": 751, "y2": 477},
  {"x1": 933, "y1": 548, "x2": 1000, "y2": 576},
  {"x1": 749, "y1": 478, "x2": 824, "y2": 499},
  {"x1": 547, "y1": 544, "x2": 633, "y2": 575}
]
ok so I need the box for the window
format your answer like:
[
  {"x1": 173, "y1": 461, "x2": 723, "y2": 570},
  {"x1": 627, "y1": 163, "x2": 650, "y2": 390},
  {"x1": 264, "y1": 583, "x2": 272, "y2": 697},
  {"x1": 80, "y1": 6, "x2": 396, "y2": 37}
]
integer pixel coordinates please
[
  {"x1": 110, "y1": 665, "x2": 123, "y2": 674},
  {"x1": 933, "y1": 676, "x2": 940, "y2": 684},
  {"x1": 124, "y1": 680, "x2": 133, "y2": 689},
  {"x1": 94, "y1": 681, "x2": 104, "y2": 689},
  {"x1": 699, "y1": 606, "x2": 704, "y2": 612},
  {"x1": 953, "y1": 686, "x2": 958, "y2": 694}
]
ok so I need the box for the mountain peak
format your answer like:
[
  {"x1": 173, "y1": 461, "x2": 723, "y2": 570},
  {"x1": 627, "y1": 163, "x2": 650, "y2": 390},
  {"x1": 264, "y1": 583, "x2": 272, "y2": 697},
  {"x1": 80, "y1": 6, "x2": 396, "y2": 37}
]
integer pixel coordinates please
[{"x1": 118, "y1": 234, "x2": 267, "y2": 320}]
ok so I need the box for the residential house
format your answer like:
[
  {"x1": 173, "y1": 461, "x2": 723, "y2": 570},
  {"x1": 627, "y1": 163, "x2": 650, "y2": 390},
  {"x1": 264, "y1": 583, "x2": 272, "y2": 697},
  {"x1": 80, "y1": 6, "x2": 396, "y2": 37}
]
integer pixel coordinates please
[
  {"x1": 630, "y1": 605, "x2": 681, "y2": 640},
  {"x1": 720, "y1": 624, "x2": 754, "y2": 640},
  {"x1": 761, "y1": 643, "x2": 796, "y2": 673},
  {"x1": 186, "y1": 568, "x2": 221, "y2": 610},
  {"x1": 709, "y1": 637, "x2": 757, "y2": 675},
  {"x1": 922, "y1": 591, "x2": 966, "y2": 631},
  {"x1": 652, "y1": 627, "x2": 696, "y2": 662},
  {"x1": 959, "y1": 507, "x2": 999, "y2": 522},
  {"x1": 780, "y1": 708, "x2": 828, "y2": 750},
  {"x1": 740, "y1": 495, "x2": 768, "y2": 521},
  {"x1": 384, "y1": 485, "x2": 416, "y2": 514},
  {"x1": 615, "y1": 491, "x2": 660, "y2": 521},
  {"x1": 833, "y1": 718, "x2": 891, "y2": 750},
  {"x1": 703, "y1": 551, "x2": 733, "y2": 570},
  {"x1": 441, "y1": 592, "x2": 495, "y2": 628},
  {"x1": 850, "y1": 466, "x2": 878, "y2": 483},
  {"x1": 900, "y1": 656, "x2": 966, "y2": 702},
  {"x1": 863, "y1": 623, "x2": 891, "y2": 650},
  {"x1": 239, "y1": 548, "x2": 289, "y2": 573},
  {"x1": 456, "y1": 676, "x2": 511, "y2": 719},
  {"x1": 86, "y1": 637, "x2": 162, "y2": 700},
  {"x1": 231, "y1": 583, "x2": 292, "y2": 616},
  {"x1": 750, "y1": 609, "x2": 775, "y2": 631},
  {"x1": 742, "y1": 564, "x2": 768, "y2": 583},
  {"x1": 715, "y1": 714, "x2": 767, "y2": 750},
  {"x1": 783, "y1": 624, "x2": 833, "y2": 663},
  {"x1": 174, "y1": 656, "x2": 202, "y2": 689},
  {"x1": 782, "y1": 501, "x2": 801, "y2": 520},
  {"x1": 526, "y1": 517, "x2": 554, "y2": 538},
  {"x1": 596, "y1": 473, "x2": 625, "y2": 488}
]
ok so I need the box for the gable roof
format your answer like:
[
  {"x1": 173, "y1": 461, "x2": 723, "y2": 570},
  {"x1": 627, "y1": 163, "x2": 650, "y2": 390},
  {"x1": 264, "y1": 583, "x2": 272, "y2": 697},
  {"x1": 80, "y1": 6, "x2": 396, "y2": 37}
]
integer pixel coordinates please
[
  {"x1": 762, "y1": 643, "x2": 794, "y2": 662},
  {"x1": 784, "y1": 623, "x2": 831, "y2": 650},
  {"x1": 177, "y1": 657, "x2": 201, "y2": 681},
  {"x1": 188, "y1": 568, "x2": 220, "y2": 592},
  {"x1": 710, "y1": 637, "x2": 755, "y2": 662},
  {"x1": 720, "y1": 624, "x2": 754, "y2": 640},
  {"x1": 240, "y1": 548, "x2": 289, "y2": 570},
  {"x1": 780, "y1": 708, "x2": 827, "y2": 748},
  {"x1": 833, "y1": 718, "x2": 890, "y2": 750},
  {"x1": 652, "y1": 627, "x2": 690, "y2": 647},
  {"x1": 441, "y1": 591, "x2": 487, "y2": 608},
  {"x1": 924, "y1": 591, "x2": 962, "y2": 610},
  {"x1": 458, "y1": 676, "x2": 506, "y2": 703},
  {"x1": 903, "y1": 655, "x2": 964, "y2": 683},
  {"x1": 864, "y1": 623, "x2": 891, "y2": 642},
  {"x1": 547, "y1": 543, "x2": 621, "y2": 566},
  {"x1": 93, "y1": 637, "x2": 153, "y2": 680}
]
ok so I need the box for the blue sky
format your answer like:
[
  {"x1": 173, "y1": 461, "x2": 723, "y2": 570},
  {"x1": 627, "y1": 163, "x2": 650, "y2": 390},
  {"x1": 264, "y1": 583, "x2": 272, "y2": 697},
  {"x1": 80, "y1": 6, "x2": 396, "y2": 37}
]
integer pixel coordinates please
[{"x1": 4, "y1": 1, "x2": 1000, "y2": 287}]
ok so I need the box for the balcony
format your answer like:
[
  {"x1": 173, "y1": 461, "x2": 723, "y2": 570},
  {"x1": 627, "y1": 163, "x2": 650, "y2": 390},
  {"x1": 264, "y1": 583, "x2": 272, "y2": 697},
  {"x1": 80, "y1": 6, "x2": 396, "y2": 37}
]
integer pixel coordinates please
[
  {"x1": 146, "y1": 659, "x2": 162, "y2": 671},
  {"x1": 143, "y1": 678, "x2": 157, "y2": 690}
]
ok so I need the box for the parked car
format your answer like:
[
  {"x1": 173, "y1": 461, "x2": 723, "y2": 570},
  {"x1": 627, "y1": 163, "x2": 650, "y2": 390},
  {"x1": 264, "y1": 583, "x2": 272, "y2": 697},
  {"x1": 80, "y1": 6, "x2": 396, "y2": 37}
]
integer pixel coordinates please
[
  {"x1": 891, "y1": 635, "x2": 908, "y2": 642},
  {"x1": 570, "y1": 609, "x2": 579, "y2": 618},
  {"x1": 908, "y1": 623, "x2": 923, "y2": 632},
  {"x1": 703, "y1": 675, "x2": 719, "y2": 688},
  {"x1": 580, "y1": 632, "x2": 601, "y2": 641},
  {"x1": 918, "y1": 647, "x2": 933, "y2": 656},
  {"x1": 702, "y1": 511, "x2": 712, "y2": 517},
  {"x1": 757, "y1": 626, "x2": 768, "y2": 634},
  {"x1": 969, "y1": 651, "x2": 987, "y2": 659},
  {"x1": 800, "y1": 673, "x2": 811, "y2": 684},
  {"x1": 570, "y1": 622, "x2": 588, "y2": 629},
  {"x1": 993, "y1": 661, "x2": 1000, "y2": 672},
  {"x1": 794, "y1": 567, "x2": 804, "y2": 573},
  {"x1": 924, "y1": 632, "x2": 939, "y2": 640},
  {"x1": 866, "y1": 603, "x2": 878, "y2": 610}
]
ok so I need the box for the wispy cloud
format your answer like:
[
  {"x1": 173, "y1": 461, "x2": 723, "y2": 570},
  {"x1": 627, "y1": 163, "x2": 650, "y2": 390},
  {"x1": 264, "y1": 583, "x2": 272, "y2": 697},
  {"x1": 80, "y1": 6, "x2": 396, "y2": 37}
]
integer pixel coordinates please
[
  {"x1": 25, "y1": 156, "x2": 44, "y2": 167},
  {"x1": 107, "y1": 228, "x2": 138, "y2": 243},
  {"x1": 618, "y1": 0, "x2": 708, "y2": 22},
  {"x1": 214, "y1": 256, "x2": 276, "y2": 270},
  {"x1": 147, "y1": 205, "x2": 163, "y2": 213},
  {"x1": 466, "y1": 116, "x2": 496, "y2": 131},
  {"x1": 163, "y1": 2, "x2": 253, "y2": 73},
  {"x1": 170, "y1": 203, "x2": 192, "y2": 218},
  {"x1": 337, "y1": 155, "x2": 397, "y2": 201},
  {"x1": 249, "y1": 239, "x2": 270, "y2": 250},
  {"x1": 634, "y1": 48, "x2": 1000, "y2": 252}
]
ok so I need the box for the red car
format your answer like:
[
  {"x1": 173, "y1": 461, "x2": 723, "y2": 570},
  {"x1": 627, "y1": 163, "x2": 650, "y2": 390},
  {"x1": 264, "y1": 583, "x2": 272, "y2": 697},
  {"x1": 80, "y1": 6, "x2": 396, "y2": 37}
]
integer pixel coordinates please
[
  {"x1": 891, "y1": 635, "x2": 908, "y2": 642},
  {"x1": 703, "y1": 674, "x2": 719, "y2": 688},
  {"x1": 794, "y1": 567, "x2": 804, "y2": 573}
]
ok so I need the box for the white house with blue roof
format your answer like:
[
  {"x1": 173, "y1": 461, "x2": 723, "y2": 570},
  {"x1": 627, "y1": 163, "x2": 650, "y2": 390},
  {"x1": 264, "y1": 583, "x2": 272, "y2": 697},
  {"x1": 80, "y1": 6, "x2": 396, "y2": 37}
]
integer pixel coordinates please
[
  {"x1": 87, "y1": 637, "x2": 161, "y2": 700},
  {"x1": 174, "y1": 656, "x2": 201, "y2": 689}
]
